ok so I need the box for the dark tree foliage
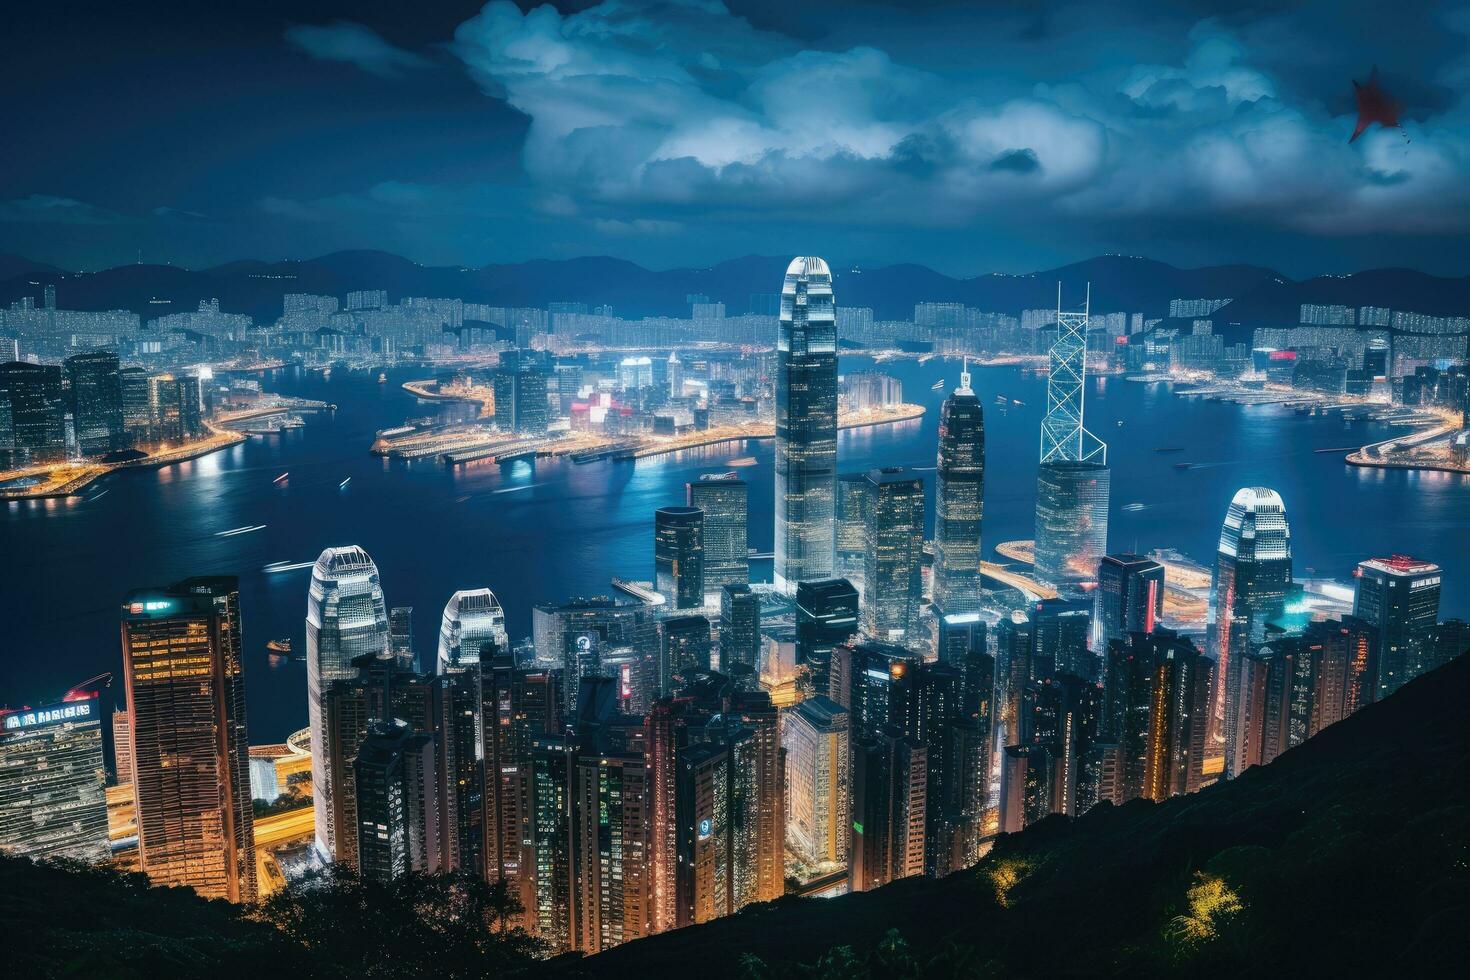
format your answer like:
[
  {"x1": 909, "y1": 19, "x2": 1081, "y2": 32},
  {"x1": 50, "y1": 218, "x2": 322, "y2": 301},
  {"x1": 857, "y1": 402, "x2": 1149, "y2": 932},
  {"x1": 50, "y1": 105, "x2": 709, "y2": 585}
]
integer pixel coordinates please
[
  {"x1": 0, "y1": 857, "x2": 286, "y2": 979},
  {"x1": 255, "y1": 865, "x2": 544, "y2": 979}
]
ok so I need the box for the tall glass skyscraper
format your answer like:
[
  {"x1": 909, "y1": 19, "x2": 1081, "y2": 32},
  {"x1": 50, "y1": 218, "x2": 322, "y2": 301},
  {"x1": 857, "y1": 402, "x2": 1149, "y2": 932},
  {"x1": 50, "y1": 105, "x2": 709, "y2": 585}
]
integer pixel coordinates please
[
  {"x1": 1094, "y1": 553, "x2": 1165, "y2": 651},
  {"x1": 306, "y1": 545, "x2": 390, "y2": 857},
  {"x1": 0, "y1": 360, "x2": 65, "y2": 467},
  {"x1": 121, "y1": 577, "x2": 255, "y2": 901},
  {"x1": 1033, "y1": 286, "x2": 1109, "y2": 598},
  {"x1": 774, "y1": 256, "x2": 837, "y2": 594},
  {"x1": 932, "y1": 361, "x2": 985, "y2": 616},
  {"x1": 1034, "y1": 462, "x2": 1111, "y2": 596},
  {"x1": 437, "y1": 588, "x2": 508, "y2": 674},
  {"x1": 1208, "y1": 488, "x2": 1292, "y2": 777},
  {"x1": 654, "y1": 506, "x2": 705, "y2": 610},
  {"x1": 687, "y1": 473, "x2": 748, "y2": 599},
  {"x1": 64, "y1": 350, "x2": 124, "y2": 457},
  {"x1": 862, "y1": 468, "x2": 925, "y2": 643},
  {"x1": 1353, "y1": 555, "x2": 1441, "y2": 698}
]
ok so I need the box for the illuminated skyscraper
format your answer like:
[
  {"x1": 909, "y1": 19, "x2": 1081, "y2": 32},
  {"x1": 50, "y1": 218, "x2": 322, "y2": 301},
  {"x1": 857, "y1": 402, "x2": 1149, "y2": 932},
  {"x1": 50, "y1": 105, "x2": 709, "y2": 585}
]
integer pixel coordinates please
[
  {"x1": 783, "y1": 697, "x2": 849, "y2": 870},
  {"x1": 1353, "y1": 555, "x2": 1441, "y2": 697},
  {"x1": 836, "y1": 472, "x2": 872, "y2": 585},
  {"x1": 1030, "y1": 597, "x2": 1094, "y2": 681},
  {"x1": 659, "y1": 615, "x2": 711, "y2": 693},
  {"x1": 719, "y1": 584, "x2": 761, "y2": 673},
  {"x1": 774, "y1": 256, "x2": 837, "y2": 594},
  {"x1": 64, "y1": 350, "x2": 124, "y2": 457},
  {"x1": 932, "y1": 360, "x2": 985, "y2": 616},
  {"x1": 354, "y1": 719, "x2": 440, "y2": 883},
  {"x1": 571, "y1": 748, "x2": 653, "y2": 951},
  {"x1": 1033, "y1": 286, "x2": 1109, "y2": 597},
  {"x1": 0, "y1": 360, "x2": 65, "y2": 466},
  {"x1": 483, "y1": 656, "x2": 562, "y2": 925},
  {"x1": 862, "y1": 468, "x2": 925, "y2": 643},
  {"x1": 1142, "y1": 632, "x2": 1214, "y2": 802},
  {"x1": 388, "y1": 606, "x2": 414, "y2": 670},
  {"x1": 0, "y1": 690, "x2": 108, "y2": 863},
  {"x1": 654, "y1": 506, "x2": 705, "y2": 610},
  {"x1": 306, "y1": 545, "x2": 390, "y2": 857},
  {"x1": 687, "y1": 474, "x2": 748, "y2": 598},
  {"x1": 1095, "y1": 554, "x2": 1165, "y2": 651},
  {"x1": 850, "y1": 728, "x2": 926, "y2": 892},
  {"x1": 795, "y1": 578, "x2": 860, "y2": 693},
  {"x1": 1034, "y1": 462, "x2": 1111, "y2": 596},
  {"x1": 437, "y1": 588, "x2": 508, "y2": 674},
  {"x1": 493, "y1": 356, "x2": 549, "y2": 435},
  {"x1": 1208, "y1": 488, "x2": 1292, "y2": 777},
  {"x1": 121, "y1": 578, "x2": 255, "y2": 901}
]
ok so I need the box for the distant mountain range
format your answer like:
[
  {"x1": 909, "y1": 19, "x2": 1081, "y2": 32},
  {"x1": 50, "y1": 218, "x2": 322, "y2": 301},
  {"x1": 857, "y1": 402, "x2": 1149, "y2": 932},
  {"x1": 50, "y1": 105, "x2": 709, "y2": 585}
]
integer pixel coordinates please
[{"x1": 3, "y1": 251, "x2": 1468, "y2": 339}]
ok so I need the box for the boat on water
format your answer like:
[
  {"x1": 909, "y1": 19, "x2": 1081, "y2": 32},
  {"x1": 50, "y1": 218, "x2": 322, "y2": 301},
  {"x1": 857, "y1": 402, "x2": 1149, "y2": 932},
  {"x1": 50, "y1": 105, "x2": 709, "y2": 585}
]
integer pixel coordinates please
[
  {"x1": 339, "y1": 477, "x2": 352, "y2": 489},
  {"x1": 930, "y1": 379, "x2": 946, "y2": 391},
  {"x1": 994, "y1": 395, "x2": 1007, "y2": 405},
  {"x1": 1011, "y1": 399, "x2": 1025, "y2": 406},
  {"x1": 1154, "y1": 446, "x2": 1185, "y2": 453},
  {"x1": 279, "y1": 417, "x2": 305, "y2": 429},
  {"x1": 266, "y1": 638, "x2": 291, "y2": 655},
  {"x1": 726, "y1": 456, "x2": 758, "y2": 467},
  {"x1": 1173, "y1": 462, "x2": 1195, "y2": 470},
  {"x1": 273, "y1": 471, "x2": 289, "y2": 484},
  {"x1": 378, "y1": 372, "x2": 387, "y2": 383},
  {"x1": 1122, "y1": 502, "x2": 1147, "y2": 512}
]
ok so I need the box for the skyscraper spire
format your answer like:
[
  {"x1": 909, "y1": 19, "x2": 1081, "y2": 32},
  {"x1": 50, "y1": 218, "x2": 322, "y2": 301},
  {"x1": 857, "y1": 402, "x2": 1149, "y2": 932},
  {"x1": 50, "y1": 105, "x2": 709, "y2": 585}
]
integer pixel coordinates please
[
  {"x1": 958, "y1": 356, "x2": 972, "y2": 395},
  {"x1": 1039, "y1": 283, "x2": 1105, "y2": 465}
]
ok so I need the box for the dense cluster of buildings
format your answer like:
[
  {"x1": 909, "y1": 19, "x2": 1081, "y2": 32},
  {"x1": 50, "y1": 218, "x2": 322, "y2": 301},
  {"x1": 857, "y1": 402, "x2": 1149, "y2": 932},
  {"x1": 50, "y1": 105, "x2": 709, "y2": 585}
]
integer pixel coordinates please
[
  {"x1": 0, "y1": 351, "x2": 206, "y2": 469},
  {"x1": 1, "y1": 257, "x2": 1465, "y2": 959}
]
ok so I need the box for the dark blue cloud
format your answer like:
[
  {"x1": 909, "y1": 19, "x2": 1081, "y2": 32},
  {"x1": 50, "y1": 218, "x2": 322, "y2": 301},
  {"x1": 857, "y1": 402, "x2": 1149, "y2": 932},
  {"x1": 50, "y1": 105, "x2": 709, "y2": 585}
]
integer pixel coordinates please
[
  {"x1": 1, "y1": 0, "x2": 1469, "y2": 276},
  {"x1": 284, "y1": 21, "x2": 432, "y2": 77},
  {"x1": 990, "y1": 149, "x2": 1041, "y2": 174}
]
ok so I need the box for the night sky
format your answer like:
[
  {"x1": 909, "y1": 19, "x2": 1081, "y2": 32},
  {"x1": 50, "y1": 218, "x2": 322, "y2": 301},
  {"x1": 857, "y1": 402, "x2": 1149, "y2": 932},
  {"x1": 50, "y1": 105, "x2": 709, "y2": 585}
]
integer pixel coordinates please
[{"x1": 4, "y1": 0, "x2": 1469, "y2": 276}]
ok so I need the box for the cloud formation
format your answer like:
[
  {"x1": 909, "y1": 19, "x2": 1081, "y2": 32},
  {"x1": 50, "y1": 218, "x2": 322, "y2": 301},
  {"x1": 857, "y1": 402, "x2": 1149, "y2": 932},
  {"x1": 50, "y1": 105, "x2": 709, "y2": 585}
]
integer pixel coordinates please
[
  {"x1": 285, "y1": 21, "x2": 430, "y2": 77},
  {"x1": 0, "y1": 195, "x2": 124, "y2": 224},
  {"x1": 446, "y1": 0, "x2": 1470, "y2": 242}
]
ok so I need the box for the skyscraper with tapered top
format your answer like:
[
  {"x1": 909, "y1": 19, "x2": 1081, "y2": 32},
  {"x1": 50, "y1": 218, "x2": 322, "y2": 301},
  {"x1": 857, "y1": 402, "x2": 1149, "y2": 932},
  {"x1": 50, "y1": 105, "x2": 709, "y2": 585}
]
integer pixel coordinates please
[
  {"x1": 774, "y1": 256, "x2": 837, "y2": 594},
  {"x1": 1208, "y1": 488, "x2": 1292, "y2": 778},
  {"x1": 1033, "y1": 285, "x2": 1110, "y2": 597},
  {"x1": 306, "y1": 545, "x2": 390, "y2": 859},
  {"x1": 437, "y1": 588, "x2": 508, "y2": 674},
  {"x1": 932, "y1": 359, "x2": 985, "y2": 617}
]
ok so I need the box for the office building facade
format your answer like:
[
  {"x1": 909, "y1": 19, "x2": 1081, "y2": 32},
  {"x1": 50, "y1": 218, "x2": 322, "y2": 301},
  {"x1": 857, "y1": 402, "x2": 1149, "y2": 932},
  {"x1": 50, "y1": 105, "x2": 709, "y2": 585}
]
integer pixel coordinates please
[
  {"x1": 121, "y1": 578, "x2": 255, "y2": 901},
  {"x1": 774, "y1": 256, "x2": 838, "y2": 593},
  {"x1": 306, "y1": 546, "x2": 391, "y2": 857},
  {"x1": 931, "y1": 363, "x2": 985, "y2": 615},
  {"x1": 687, "y1": 474, "x2": 748, "y2": 598},
  {"x1": 1033, "y1": 461, "x2": 1111, "y2": 597},
  {"x1": 1209, "y1": 488, "x2": 1292, "y2": 777},
  {"x1": 862, "y1": 468, "x2": 925, "y2": 643},
  {"x1": 654, "y1": 506, "x2": 705, "y2": 610},
  {"x1": 0, "y1": 691, "x2": 108, "y2": 863}
]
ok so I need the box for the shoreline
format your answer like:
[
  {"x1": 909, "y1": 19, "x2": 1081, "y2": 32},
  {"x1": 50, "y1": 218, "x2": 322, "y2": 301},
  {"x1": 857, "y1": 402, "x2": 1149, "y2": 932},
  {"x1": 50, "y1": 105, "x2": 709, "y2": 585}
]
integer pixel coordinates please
[
  {"x1": 624, "y1": 404, "x2": 926, "y2": 460},
  {"x1": 1, "y1": 424, "x2": 248, "y2": 501}
]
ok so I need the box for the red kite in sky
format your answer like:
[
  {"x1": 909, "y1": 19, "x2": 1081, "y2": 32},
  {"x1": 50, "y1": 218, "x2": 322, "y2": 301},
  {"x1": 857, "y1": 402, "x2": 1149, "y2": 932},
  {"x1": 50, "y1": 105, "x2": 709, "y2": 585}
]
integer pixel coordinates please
[{"x1": 1351, "y1": 67, "x2": 1401, "y2": 142}]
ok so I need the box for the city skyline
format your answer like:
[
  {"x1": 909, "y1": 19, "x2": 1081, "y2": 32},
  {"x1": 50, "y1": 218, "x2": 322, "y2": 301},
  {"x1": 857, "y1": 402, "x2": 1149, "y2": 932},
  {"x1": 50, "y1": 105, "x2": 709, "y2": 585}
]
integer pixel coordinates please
[{"x1": 3, "y1": 2, "x2": 1469, "y2": 973}]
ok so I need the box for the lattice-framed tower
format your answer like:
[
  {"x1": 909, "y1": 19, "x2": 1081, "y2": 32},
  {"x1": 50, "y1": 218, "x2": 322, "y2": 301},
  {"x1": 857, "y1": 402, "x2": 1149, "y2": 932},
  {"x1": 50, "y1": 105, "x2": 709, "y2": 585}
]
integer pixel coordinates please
[{"x1": 1039, "y1": 283, "x2": 1106, "y2": 465}]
